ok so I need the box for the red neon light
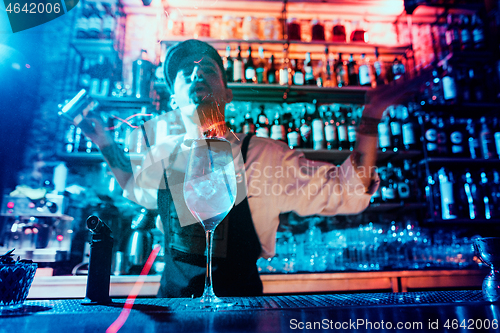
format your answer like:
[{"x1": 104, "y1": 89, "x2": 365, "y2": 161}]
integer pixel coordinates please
[
  {"x1": 57, "y1": 235, "x2": 64, "y2": 242},
  {"x1": 7, "y1": 202, "x2": 14, "y2": 209},
  {"x1": 106, "y1": 245, "x2": 161, "y2": 333}
]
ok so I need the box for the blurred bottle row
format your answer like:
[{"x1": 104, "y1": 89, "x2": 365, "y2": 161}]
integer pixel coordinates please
[
  {"x1": 258, "y1": 217, "x2": 477, "y2": 274},
  {"x1": 426, "y1": 167, "x2": 500, "y2": 221},
  {"x1": 75, "y1": 1, "x2": 118, "y2": 40}
]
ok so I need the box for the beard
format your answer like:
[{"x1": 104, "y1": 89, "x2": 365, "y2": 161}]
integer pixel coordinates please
[{"x1": 187, "y1": 82, "x2": 227, "y2": 137}]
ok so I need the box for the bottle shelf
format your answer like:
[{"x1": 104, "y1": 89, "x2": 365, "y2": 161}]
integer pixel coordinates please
[
  {"x1": 424, "y1": 218, "x2": 500, "y2": 224},
  {"x1": 366, "y1": 202, "x2": 427, "y2": 213},
  {"x1": 419, "y1": 157, "x2": 500, "y2": 166},
  {"x1": 71, "y1": 40, "x2": 116, "y2": 57},
  {"x1": 301, "y1": 148, "x2": 421, "y2": 164},
  {"x1": 57, "y1": 152, "x2": 144, "y2": 163}
]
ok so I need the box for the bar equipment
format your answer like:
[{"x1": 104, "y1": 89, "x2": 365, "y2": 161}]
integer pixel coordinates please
[{"x1": 473, "y1": 237, "x2": 500, "y2": 302}]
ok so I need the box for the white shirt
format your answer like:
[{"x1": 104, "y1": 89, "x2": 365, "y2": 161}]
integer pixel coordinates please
[{"x1": 124, "y1": 131, "x2": 377, "y2": 259}]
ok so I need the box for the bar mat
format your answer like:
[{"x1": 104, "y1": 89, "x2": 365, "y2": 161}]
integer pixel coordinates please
[{"x1": 6, "y1": 290, "x2": 487, "y2": 316}]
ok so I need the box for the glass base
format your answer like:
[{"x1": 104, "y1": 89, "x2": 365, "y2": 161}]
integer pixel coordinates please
[{"x1": 185, "y1": 295, "x2": 235, "y2": 310}]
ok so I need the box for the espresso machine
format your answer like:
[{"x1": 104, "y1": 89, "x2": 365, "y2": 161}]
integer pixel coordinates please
[{"x1": 0, "y1": 193, "x2": 74, "y2": 263}]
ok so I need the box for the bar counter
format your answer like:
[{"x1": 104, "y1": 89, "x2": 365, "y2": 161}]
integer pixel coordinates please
[{"x1": 4, "y1": 291, "x2": 499, "y2": 333}]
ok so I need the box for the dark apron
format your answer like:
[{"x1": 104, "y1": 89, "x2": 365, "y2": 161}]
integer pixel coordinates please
[{"x1": 157, "y1": 134, "x2": 263, "y2": 298}]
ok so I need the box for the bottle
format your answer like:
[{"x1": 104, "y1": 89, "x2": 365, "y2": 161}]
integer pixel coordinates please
[
  {"x1": 448, "y1": 116, "x2": 466, "y2": 157},
  {"x1": 401, "y1": 105, "x2": 417, "y2": 150},
  {"x1": 255, "y1": 105, "x2": 269, "y2": 138},
  {"x1": 270, "y1": 111, "x2": 286, "y2": 142},
  {"x1": 491, "y1": 171, "x2": 500, "y2": 218},
  {"x1": 336, "y1": 109, "x2": 349, "y2": 150},
  {"x1": 381, "y1": 163, "x2": 397, "y2": 203},
  {"x1": 480, "y1": 171, "x2": 494, "y2": 219},
  {"x1": 323, "y1": 50, "x2": 336, "y2": 87},
  {"x1": 292, "y1": 59, "x2": 304, "y2": 86},
  {"x1": 267, "y1": 55, "x2": 277, "y2": 84},
  {"x1": 472, "y1": 14, "x2": 485, "y2": 50},
  {"x1": 335, "y1": 53, "x2": 348, "y2": 87},
  {"x1": 438, "y1": 167, "x2": 457, "y2": 220},
  {"x1": 304, "y1": 52, "x2": 315, "y2": 85},
  {"x1": 469, "y1": 67, "x2": 486, "y2": 102},
  {"x1": 377, "y1": 117, "x2": 391, "y2": 152},
  {"x1": 389, "y1": 107, "x2": 403, "y2": 151},
  {"x1": 78, "y1": 58, "x2": 92, "y2": 90},
  {"x1": 324, "y1": 108, "x2": 338, "y2": 150},
  {"x1": 331, "y1": 19, "x2": 346, "y2": 42},
  {"x1": 391, "y1": 57, "x2": 406, "y2": 81},
  {"x1": 347, "y1": 54, "x2": 358, "y2": 86},
  {"x1": 460, "y1": 15, "x2": 473, "y2": 51},
  {"x1": 255, "y1": 46, "x2": 266, "y2": 84},
  {"x1": 463, "y1": 170, "x2": 480, "y2": 219},
  {"x1": 494, "y1": 117, "x2": 500, "y2": 158},
  {"x1": 242, "y1": 112, "x2": 256, "y2": 134},
  {"x1": 87, "y1": 3, "x2": 102, "y2": 39},
  {"x1": 350, "y1": 21, "x2": 367, "y2": 42},
  {"x1": 279, "y1": 49, "x2": 290, "y2": 86},
  {"x1": 101, "y1": 2, "x2": 116, "y2": 39},
  {"x1": 456, "y1": 67, "x2": 471, "y2": 103},
  {"x1": 395, "y1": 167, "x2": 411, "y2": 202},
  {"x1": 467, "y1": 119, "x2": 481, "y2": 159},
  {"x1": 371, "y1": 167, "x2": 384, "y2": 204},
  {"x1": 346, "y1": 110, "x2": 357, "y2": 151},
  {"x1": 233, "y1": 46, "x2": 243, "y2": 83},
  {"x1": 479, "y1": 117, "x2": 496, "y2": 159},
  {"x1": 76, "y1": 4, "x2": 90, "y2": 39},
  {"x1": 245, "y1": 46, "x2": 256, "y2": 83},
  {"x1": 287, "y1": 119, "x2": 301, "y2": 149},
  {"x1": 358, "y1": 53, "x2": 373, "y2": 87},
  {"x1": 311, "y1": 100, "x2": 324, "y2": 150},
  {"x1": 445, "y1": 13, "x2": 460, "y2": 53},
  {"x1": 442, "y1": 64, "x2": 457, "y2": 103},
  {"x1": 63, "y1": 125, "x2": 77, "y2": 153},
  {"x1": 436, "y1": 117, "x2": 449, "y2": 156},
  {"x1": 373, "y1": 47, "x2": 386, "y2": 87},
  {"x1": 424, "y1": 115, "x2": 438, "y2": 156},
  {"x1": 300, "y1": 106, "x2": 313, "y2": 149},
  {"x1": 224, "y1": 45, "x2": 234, "y2": 83}
]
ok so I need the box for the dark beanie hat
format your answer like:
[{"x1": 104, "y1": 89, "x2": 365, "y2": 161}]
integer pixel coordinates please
[{"x1": 163, "y1": 39, "x2": 227, "y2": 94}]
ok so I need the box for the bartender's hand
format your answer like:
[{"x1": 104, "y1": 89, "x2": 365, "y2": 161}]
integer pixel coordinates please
[{"x1": 79, "y1": 114, "x2": 114, "y2": 148}]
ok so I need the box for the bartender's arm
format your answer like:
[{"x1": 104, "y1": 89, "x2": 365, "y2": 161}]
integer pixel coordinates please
[{"x1": 79, "y1": 116, "x2": 134, "y2": 189}]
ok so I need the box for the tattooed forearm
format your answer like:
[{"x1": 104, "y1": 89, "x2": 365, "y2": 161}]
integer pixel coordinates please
[{"x1": 100, "y1": 144, "x2": 133, "y2": 173}]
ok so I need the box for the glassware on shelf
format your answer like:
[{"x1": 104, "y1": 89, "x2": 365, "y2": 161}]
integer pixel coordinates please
[
  {"x1": 332, "y1": 19, "x2": 346, "y2": 42},
  {"x1": 242, "y1": 16, "x2": 259, "y2": 40},
  {"x1": 183, "y1": 137, "x2": 237, "y2": 309},
  {"x1": 262, "y1": 17, "x2": 280, "y2": 40},
  {"x1": 311, "y1": 19, "x2": 325, "y2": 41},
  {"x1": 287, "y1": 18, "x2": 301, "y2": 41}
]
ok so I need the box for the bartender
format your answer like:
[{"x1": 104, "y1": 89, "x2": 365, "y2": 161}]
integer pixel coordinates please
[{"x1": 81, "y1": 39, "x2": 424, "y2": 298}]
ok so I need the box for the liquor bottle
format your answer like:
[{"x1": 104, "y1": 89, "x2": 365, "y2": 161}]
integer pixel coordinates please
[
  {"x1": 472, "y1": 14, "x2": 485, "y2": 50},
  {"x1": 479, "y1": 117, "x2": 496, "y2": 159},
  {"x1": 78, "y1": 58, "x2": 92, "y2": 90},
  {"x1": 438, "y1": 167, "x2": 457, "y2": 220},
  {"x1": 233, "y1": 46, "x2": 243, "y2": 83},
  {"x1": 63, "y1": 125, "x2": 77, "y2": 153},
  {"x1": 371, "y1": 166, "x2": 384, "y2": 204},
  {"x1": 448, "y1": 116, "x2": 467, "y2": 157},
  {"x1": 494, "y1": 117, "x2": 500, "y2": 158},
  {"x1": 428, "y1": 68, "x2": 444, "y2": 105},
  {"x1": 226, "y1": 116, "x2": 237, "y2": 133},
  {"x1": 460, "y1": 15, "x2": 473, "y2": 51},
  {"x1": 479, "y1": 171, "x2": 494, "y2": 219},
  {"x1": 445, "y1": 13, "x2": 460, "y2": 53},
  {"x1": 292, "y1": 59, "x2": 304, "y2": 86},
  {"x1": 279, "y1": 49, "x2": 290, "y2": 86},
  {"x1": 255, "y1": 105, "x2": 269, "y2": 138},
  {"x1": 224, "y1": 45, "x2": 234, "y2": 83},
  {"x1": 389, "y1": 107, "x2": 403, "y2": 151},
  {"x1": 335, "y1": 53, "x2": 348, "y2": 87},
  {"x1": 401, "y1": 105, "x2": 417, "y2": 150},
  {"x1": 304, "y1": 52, "x2": 315, "y2": 85},
  {"x1": 87, "y1": 3, "x2": 102, "y2": 39},
  {"x1": 358, "y1": 53, "x2": 373, "y2": 87},
  {"x1": 347, "y1": 54, "x2": 358, "y2": 86},
  {"x1": 101, "y1": 2, "x2": 116, "y2": 39},
  {"x1": 395, "y1": 167, "x2": 411, "y2": 202},
  {"x1": 270, "y1": 111, "x2": 286, "y2": 142},
  {"x1": 402, "y1": 159, "x2": 419, "y2": 201},
  {"x1": 346, "y1": 110, "x2": 357, "y2": 151},
  {"x1": 324, "y1": 107, "x2": 338, "y2": 150},
  {"x1": 381, "y1": 163, "x2": 397, "y2": 203},
  {"x1": 463, "y1": 170, "x2": 480, "y2": 219},
  {"x1": 373, "y1": 47, "x2": 386, "y2": 87},
  {"x1": 323, "y1": 51, "x2": 336, "y2": 87},
  {"x1": 442, "y1": 64, "x2": 457, "y2": 103},
  {"x1": 424, "y1": 115, "x2": 438, "y2": 156},
  {"x1": 255, "y1": 46, "x2": 266, "y2": 84},
  {"x1": 424, "y1": 173, "x2": 440, "y2": 220},
  {"x1": 336, "y1": 110, "x2": 349, "y2": 151},
  {"x1": 311, "y1": 100, "x2": 324, "y2": 150},
  {"x1": 244, "y1": 46, "x2": 256, "y2": 83},
  {"x1": 267, "y1": 55, "x2": 277, "y2": 84},
  {"x1": 436, "y1": 117, "x2": 449, "y2": 156},
  {"x1": 332, "y1": 19, "x2": 346, "y2": 42},
  {"x1": 242, "y1": 112, "x2": 256, "y2": 134},
  {"x1": 456, "y1": 67, "x2": 471, "y2": 103},
  {"x1": 287, "y1": 119, "x2": 301, "y2": 149},
  {"x1": 300, "y1": 106, "x2": 313, "y2": 148},
  {"x1": 467, "y1": 119, "x2": 481, "y2": 159},
  {"x1": 377, "y1": 117, "x2": 391, "y2": 152},
  {"x1": 491, "y1": 170, "x2": 500, "y2": 217},
  {"x1": 391, "y1": 57, "x2": 405, "y2": 81},
  {"x1": 76, "y1": 4, "x2": 90, "y2": 39}
]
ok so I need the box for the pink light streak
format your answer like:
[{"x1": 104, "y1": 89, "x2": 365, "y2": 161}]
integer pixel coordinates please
[{"x1": 106, "y1": 245, "x2": 161, "y2": 333}]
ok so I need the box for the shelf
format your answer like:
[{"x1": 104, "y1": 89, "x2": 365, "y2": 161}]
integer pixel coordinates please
[
  {"x1": 57, "y1": 152, "x2": 144, "y2": 163},
  {"x1": 301, "y1": 148, "x2": 421, "y2": 163},
  {"x1": 93, "y1": 96, "x2": 154, "y2": 110},
  {"x1": 71, "y1": 40, "x2": 116, "y2": 57},
  {"x1": 419, "y1": 157, "x2": 500, "y2": 166},
  {"x1": 365, "y1": 202, "x2": 427, "y2": 213},
  {"x1": 424, "y1": 218, "x2": 500, "y2": 224}
]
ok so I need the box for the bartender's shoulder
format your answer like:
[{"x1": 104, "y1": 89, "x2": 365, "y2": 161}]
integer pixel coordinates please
[{"x1": 248, "y1": 135, "x2": 289, "y2": 152}]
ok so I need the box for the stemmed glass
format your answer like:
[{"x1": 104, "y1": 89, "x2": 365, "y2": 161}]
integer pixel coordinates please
[{"x1": 183, "y1": 137, "x2": 237, "y2": 308}]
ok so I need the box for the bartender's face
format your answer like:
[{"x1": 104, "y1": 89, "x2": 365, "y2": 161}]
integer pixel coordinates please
[{"x1": 171, "y1": 54, "x2": 232, "y2": 116}]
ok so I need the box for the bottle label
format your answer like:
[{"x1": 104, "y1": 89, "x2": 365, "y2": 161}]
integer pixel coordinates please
[
  {"x1": 312, "y1": 119, "x2": 324, "y2": 142},
  {"x1": 337, "y1": 125, "x2": 347, "y2": 142},
  {"x1": 495, "y1": 132, "x2": 500, "y2": 156},
  {"x1": 390, "y1": 121, "x2": 402, "y2": 136},
  {"x1": 440, "y1": 182, "x2": 457, "y2": 220},
  {"x1": 279, "y1": 68, "x2": 289, "y2": 85},
  {"x1": 287, "y1": 132, "x2": 299, "y2": 148},
  {"x1": 243, "y1": 123, "x2": 255, "y2": 134},
  {"x1": 271, "y1": 125, "x2": 285, "y2": 140},
  {"x1": 382, "y1": 187, "x2": 396, "y2": 201},
  {"x1": 294, "y1": 72, "x2": 304, "y2": 85},
  {"x1": 256, "y1": 127, "x2": 269, "y2": 138},
  {"x1": 304, "y1": 67, "x2": 314, "y2": 81},
  {"x1": 258, "y1": 115, "x2": 268, "y2": 124},
  {"x1": 233, "y1": 61, "x2": 243, "y2": 81},
  {"x1": 427, "y1": 142, "x2": 438, "y2": 152},
  {"x1": 378, "y1": 122, "x2": 390, "y2": 148},
  {"x1": 450, "y1": 131, "x2": 463, "y2": 144},
  {"x1": 358, "y1": 65, "x2": 371, "y2": 86},
  {"x1": 452, "y1": 145, "x2": 464, "y2": 154},
  {"x1": 347, "y1": 125, "x2": 356, "y2": 143},
  {"x1": 461, "y1": 29, "x2": 471, "y2": 44},
  {"x1": 398, "y1": 182, "x2": 410, "y2": 199},
  {"x1": 402, "y1": 123, "x2": 416, "y2": 145},
  {"x1": 481, "y1": 132, "x2": 494, "y2": 158},
  {"x1": 245, "y1": 68, "x2": 256, "y2": 81},
  {"x1": 300, "y1": 124, "x2": 312, "y2": 140},
  {"x1": 324, "y1": 124, "x2": 336, "y2": 142},
  {"x1": 425, "y1": 128, "x2": 437, "y2": 142},
  {"x1": 442, "y1": 76, "x2": 457, "y2": 100},
  {"x1": 473, "y1": 28, "x2": 484, "y2": 44}
]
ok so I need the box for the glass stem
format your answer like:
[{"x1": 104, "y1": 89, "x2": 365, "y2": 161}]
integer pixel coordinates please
[{"x1": 202, "y1": 230, "x2": 216, "y2": 299}]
